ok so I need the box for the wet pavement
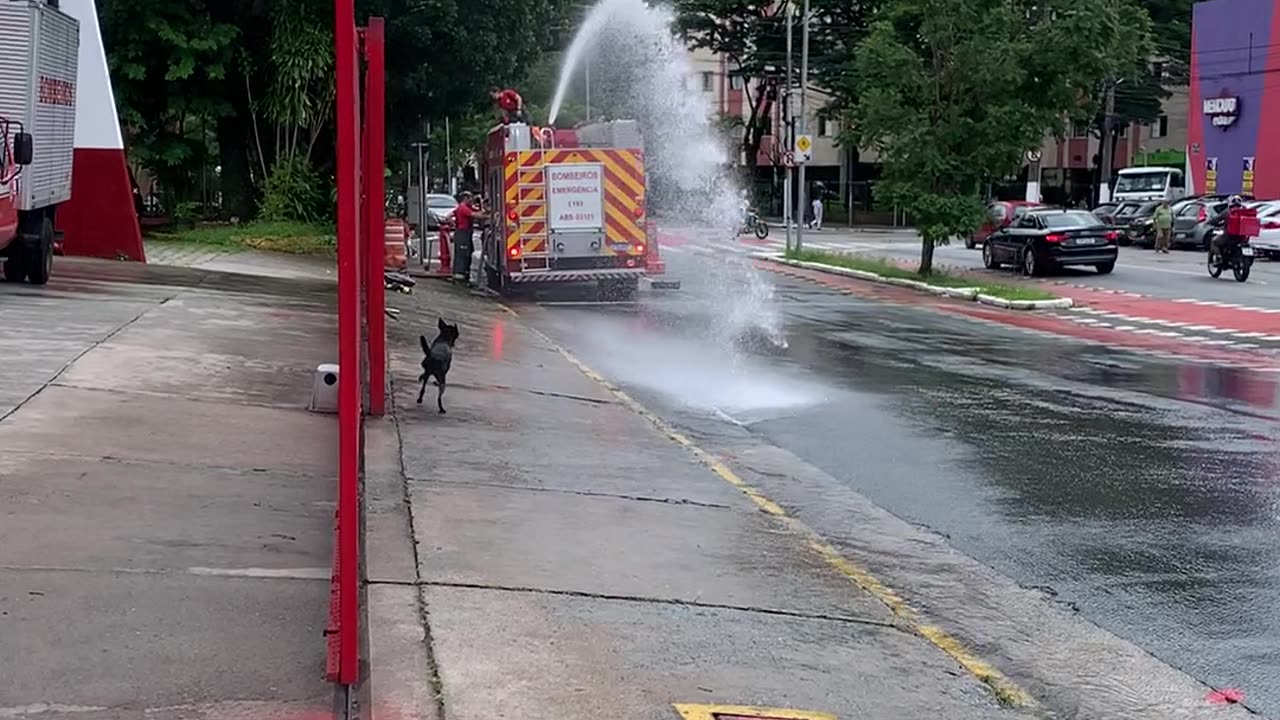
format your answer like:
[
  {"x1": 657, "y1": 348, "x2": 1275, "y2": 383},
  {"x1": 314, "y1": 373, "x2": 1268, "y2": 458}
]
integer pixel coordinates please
[
  {"x1": 369, "y1": 282, "x2": 1036, "y2": 720},
  {"x1": 0, "y1": 258, "x2": 337, "y2": 719},
  {"x1": 505, "y1": 245, "x2": 1280, "y2": 717}
]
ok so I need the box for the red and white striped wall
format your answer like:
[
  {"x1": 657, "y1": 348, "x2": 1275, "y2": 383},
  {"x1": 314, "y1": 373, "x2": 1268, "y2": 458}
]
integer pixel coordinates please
[{"x1": 57, "y1": 0, "x2": 145, "y2": 262}]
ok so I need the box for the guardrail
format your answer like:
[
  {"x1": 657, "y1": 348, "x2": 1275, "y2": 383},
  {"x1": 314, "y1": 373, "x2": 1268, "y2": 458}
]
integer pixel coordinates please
[{"x1": 327, "y1": 2, "x2": 386, "y2": 687}]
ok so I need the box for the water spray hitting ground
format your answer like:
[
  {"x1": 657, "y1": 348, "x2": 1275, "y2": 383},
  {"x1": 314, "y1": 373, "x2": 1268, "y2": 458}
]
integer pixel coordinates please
[{"x1": 548, "y1": 0, "x2": 787, "y2": 350}]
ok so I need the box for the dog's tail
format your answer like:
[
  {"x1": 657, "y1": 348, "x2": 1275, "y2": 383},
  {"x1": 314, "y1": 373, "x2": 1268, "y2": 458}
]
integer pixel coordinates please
[{"x1": 420, "y1": 335, "x2": 430, "y2": 354}]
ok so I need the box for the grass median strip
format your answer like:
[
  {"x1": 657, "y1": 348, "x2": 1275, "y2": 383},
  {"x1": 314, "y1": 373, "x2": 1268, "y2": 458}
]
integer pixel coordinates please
[
  {"x1": 147, "y1": 221, "x2": 337, "y2": 257},
  {"x1": 783, "y1": 247, "x2": 1058, "y2": 302}
]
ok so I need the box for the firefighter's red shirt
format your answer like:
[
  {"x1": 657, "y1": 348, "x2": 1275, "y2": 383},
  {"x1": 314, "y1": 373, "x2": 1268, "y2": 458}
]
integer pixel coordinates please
[
  {"x1": 454, "y1": 201, "x2": 476, "y2": 231},
  {"x1": 497, "y1": 89, "x2": 522, "y2": 112}
]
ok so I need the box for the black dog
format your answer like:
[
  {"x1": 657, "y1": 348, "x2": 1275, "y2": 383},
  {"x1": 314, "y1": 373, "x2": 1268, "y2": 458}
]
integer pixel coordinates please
[{"x1": 417, "y1": 318, "x2": 459, "y2": 414}]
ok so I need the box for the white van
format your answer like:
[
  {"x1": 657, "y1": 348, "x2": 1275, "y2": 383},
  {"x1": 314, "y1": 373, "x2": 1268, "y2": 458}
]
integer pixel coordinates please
[{"x1": 1112, "y1": 166, "x2": 1187, "y2": 203}]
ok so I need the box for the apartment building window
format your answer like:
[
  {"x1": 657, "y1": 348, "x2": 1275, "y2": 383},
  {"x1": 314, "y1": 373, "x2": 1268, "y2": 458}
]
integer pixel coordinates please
[
  {"x1": 701, "y1": 72, "x2": 714, "y2": 92},
  {"x1": 818, "y1": 117, "x2": 840, "y2": 137},
  {"x1": 729, "y1": 75, "x2": 745, "y2": 90},
  {"x1": 1150, "y1": 115, "x2": 1169, "y2": 139}
]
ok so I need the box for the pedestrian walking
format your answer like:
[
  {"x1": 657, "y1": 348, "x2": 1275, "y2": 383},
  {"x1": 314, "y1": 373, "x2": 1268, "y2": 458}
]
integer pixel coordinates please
[
  {"x1": 1153, "y1": 200, "x2": 1173, "y2": 253},
  {"x1": 809, "y1": 196, "x2": 824, "y2": 230},
  {"x1": 451, "y1": 191, "x2": 486, "y2": 284}
]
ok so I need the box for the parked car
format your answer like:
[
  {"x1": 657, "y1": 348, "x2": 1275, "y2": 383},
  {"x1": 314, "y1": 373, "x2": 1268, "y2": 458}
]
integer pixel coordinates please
[
  {"x1": 1092, "y1": 202, "x2": 1120, "y2": 224},
  {"x1": 1242, "y1": 203, "x2": 1280, "y2": 258},
  {"x1": 423, "y1": 193, "x2": 458, "y2": 230},
  {"x1": 1171, "y1": 199, "x2": 1228, "y2": 250},
  {"x1": 1114, "y1": 201, "x2": 1161, "y2": 246},
  {"x1": 966, "y1": 200, "x2": 1043, "y2": 249},
  {"x1": 982, "y1": 208, "x2": 1120, "y2": 276}
]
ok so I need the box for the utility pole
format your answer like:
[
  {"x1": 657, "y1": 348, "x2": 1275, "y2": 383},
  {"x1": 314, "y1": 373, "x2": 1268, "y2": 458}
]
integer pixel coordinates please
[
  {"x1": 1098, "y1": 82, "x2": 1117, "y2": 206},
  {"x1": 585, "y1": 58, "x2": 592, "y2": 122},
  {"x1": 411, "y1": 140, "x2": 430, "y2": 265},
  {"x1": 784, "y1": 2, "x2": 794, "y2": 253},
  {"x1": 795, "y1": 0, "x2": 810, "y2": 253},
  {"x1": 445, "y1": 117, "x2": 454, "y2": 195}
]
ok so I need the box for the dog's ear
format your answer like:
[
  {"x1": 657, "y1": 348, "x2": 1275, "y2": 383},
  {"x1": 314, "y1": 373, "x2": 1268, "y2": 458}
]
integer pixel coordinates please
[
  {"x1": 438, "y1": 317, "x2": 447, "y2": 332},
  {"x1": 420, "y1": 335, "x2": 430, "y2": 353}
]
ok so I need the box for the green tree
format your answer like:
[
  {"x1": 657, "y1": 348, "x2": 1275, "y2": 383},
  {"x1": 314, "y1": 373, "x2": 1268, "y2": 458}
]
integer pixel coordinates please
[
  {"x1": 1076, "y1": 1, "x2": 1162, "y2": 189},
  {"x1": 104, "y1": 0, "x2": 573, "y2": 220},
  {"x1": 673, "y1": 0, "x2": 787, "y2": 170},
  {"x1": 846, "y1": 0, "x2": 1152, "y2": 275},
  {"x1": 673, "y1": 0, "x2": 880, "y2": 173},
  {"x1": 100, "y1": 0, "x2": 237, "y2": 208}
]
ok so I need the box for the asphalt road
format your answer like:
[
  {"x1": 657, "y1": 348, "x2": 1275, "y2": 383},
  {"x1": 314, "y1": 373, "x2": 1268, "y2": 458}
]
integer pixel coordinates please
[
  {"x1": 510, "y1": 242, "x2": 1280, "y2": 716},
  {"x1": 714, "y1": 225, "x2": 1280, "y2": 308}
]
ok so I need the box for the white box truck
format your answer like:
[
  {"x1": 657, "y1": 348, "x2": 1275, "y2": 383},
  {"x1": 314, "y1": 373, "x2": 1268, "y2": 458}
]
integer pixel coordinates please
[{"x1": 0, "y1": 0, "x2": 79, "y2": 285}]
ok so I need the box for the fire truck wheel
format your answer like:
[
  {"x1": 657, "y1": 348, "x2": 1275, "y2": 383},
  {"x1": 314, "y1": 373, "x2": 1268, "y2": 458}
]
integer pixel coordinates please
[{"x1": 25, "y1": 218, "x2": 54, "y2": 286}]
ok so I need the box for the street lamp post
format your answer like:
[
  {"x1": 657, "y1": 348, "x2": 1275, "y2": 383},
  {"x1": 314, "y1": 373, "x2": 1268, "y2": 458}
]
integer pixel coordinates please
[
  {"x1": 795, "y1": 0, "x2": 810, "y2": 253},
  {"x1": 784, "y1": 2, "x2": 794, "y2": 253}
]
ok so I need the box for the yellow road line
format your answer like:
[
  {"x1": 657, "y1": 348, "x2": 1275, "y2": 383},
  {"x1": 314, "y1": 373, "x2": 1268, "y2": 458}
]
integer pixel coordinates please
[
  {"x1": 674, "y1": 703, "x2": 836, "y2": 720},
  {"x1": 503, "y1": 306, "x2": 1035, "y2": 709}
]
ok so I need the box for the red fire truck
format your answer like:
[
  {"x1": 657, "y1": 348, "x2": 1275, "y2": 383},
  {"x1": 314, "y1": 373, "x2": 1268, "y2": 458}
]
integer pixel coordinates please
[
  {"x1": 0, "y1": 0, "x2": 79, "y2": 285},
  {"x1": 478, "y1": 120, "x2": 651, "y2": 297}
]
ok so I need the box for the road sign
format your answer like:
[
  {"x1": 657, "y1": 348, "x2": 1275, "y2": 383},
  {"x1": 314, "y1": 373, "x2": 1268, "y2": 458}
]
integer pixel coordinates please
[
  {"x1": 782, "y1": 151, "x2": 795, "y2": 167},
  {"x1": 794, "y1": 134, "x2": 812, "y2": 163},
  {"x1": 1025, "y1": 148, "x2": 1043, "y2": 163}
]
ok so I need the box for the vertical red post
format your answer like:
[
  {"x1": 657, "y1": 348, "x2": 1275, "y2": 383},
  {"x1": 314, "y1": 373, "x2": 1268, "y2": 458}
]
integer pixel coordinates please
[
  {"x1": 333, "y1": 0, "x2": 361, "y2": 686},
  {"x1": 364, "y1": 19, "x2": 388, "y2": 416}
]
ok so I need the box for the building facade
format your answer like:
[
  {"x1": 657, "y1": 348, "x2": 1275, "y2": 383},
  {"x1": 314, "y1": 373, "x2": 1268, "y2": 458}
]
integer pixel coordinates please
[{"x1": 1189, "y1": 0, "x2": 1280, "y2": 198}]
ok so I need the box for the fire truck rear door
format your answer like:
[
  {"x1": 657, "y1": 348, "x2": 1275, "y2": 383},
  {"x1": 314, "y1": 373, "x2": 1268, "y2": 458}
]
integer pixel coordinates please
[{"x1": 545, "y1": 162, "x2": 605, "y2": 257}]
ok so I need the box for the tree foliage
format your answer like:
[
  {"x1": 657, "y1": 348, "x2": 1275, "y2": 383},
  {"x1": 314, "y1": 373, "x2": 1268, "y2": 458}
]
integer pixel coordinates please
[
  {"x1": 673, "y1": 0, "x2": 879, "y2": 170},
  {"x1": 102, "y1": 0, "x2": 572, "y2": 219},
  {"x1": 100, "y1": 0, "x2": 237, "y2": 200},
  {"x1": 673, "y1": 0, "x2": 786, "y2": 167},
  {"x1": 1082, "y1": 0, "x2": 1186, "y2": 180},
  {"x1": 846, "y1": 0, "x2": 1153, "y2": 274}
]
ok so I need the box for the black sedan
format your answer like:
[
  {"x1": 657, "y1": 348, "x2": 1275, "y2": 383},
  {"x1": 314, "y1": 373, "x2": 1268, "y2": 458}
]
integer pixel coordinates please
[
  {"x1": 1115, "y1": 201, "x2": 1161, "y2": 246},
  {"x1": 982, "y1": 209, "x2": 1119, "y2": 276}
]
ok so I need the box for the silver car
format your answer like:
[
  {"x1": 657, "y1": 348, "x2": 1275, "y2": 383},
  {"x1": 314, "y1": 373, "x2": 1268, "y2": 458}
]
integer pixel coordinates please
[
  {"x1": 1170, "y1": 199, "x2": 1228, "y2": 250},
  {"x1": 424, "y1": 194, "x2": 458, "y2": 230}
]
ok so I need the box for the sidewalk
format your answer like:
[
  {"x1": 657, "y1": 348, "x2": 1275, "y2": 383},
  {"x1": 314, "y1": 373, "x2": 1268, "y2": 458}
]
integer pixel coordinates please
[
  {"x1": 0, "y1": 258, "x2": 338, "y2": 718},
  {"x1": 364, "y1": 281, "x2": 1037, "y2": 720}
]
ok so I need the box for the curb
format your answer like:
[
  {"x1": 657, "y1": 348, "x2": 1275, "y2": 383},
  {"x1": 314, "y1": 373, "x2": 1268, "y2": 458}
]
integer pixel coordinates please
[{"x1": 757, "y1": 255, "x2": 1073, "y2": 310}]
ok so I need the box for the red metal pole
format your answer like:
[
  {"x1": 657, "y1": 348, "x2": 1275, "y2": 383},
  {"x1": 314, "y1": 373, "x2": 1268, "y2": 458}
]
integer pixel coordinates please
[
  {"x1": 364, "y1": 18, "x2": 387, "y2": 417},
  {"x1": 333, "y1": 0, "x2": 361, "y2": 686}
]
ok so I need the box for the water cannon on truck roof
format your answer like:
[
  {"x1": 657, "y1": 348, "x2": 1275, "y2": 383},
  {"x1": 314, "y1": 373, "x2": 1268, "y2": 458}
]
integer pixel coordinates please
[{"x1": 0, "y1": 0, "x2": 79, "y2": 285}]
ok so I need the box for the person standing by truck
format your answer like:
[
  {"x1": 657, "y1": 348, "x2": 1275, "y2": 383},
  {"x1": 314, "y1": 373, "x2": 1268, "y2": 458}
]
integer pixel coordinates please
[
  {"x1": 1153, "y1": 200, "x2": 1173, "y2": 253},
  {"x1": 450, "y1": 191, "x2": 487, "y2": 284}
]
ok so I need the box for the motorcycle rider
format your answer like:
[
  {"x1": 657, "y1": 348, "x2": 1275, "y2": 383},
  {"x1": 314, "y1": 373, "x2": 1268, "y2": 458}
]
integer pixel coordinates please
[{"x1": 1210, "y1": 194, "x2": 1247, "y2": 260}]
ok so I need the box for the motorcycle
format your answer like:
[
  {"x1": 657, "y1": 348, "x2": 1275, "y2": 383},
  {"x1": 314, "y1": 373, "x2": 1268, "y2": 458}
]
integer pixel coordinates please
[
  {"x1": 1206, "y1": 232, "x2": 1254, "y2": 282},
  {"x1": 741, "y1": 210, "x2": 769, "y2": 239}
]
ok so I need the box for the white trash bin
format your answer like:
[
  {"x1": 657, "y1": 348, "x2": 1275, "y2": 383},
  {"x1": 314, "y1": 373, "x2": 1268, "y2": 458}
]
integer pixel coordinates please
[{"x1": 310, "y1": 363, "x2": 340, "y2": 413}]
